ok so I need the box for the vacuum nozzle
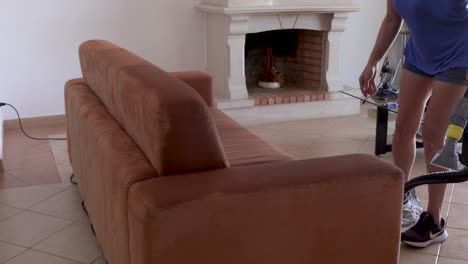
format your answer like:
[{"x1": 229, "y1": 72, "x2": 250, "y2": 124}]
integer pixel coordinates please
[
  {"x1": 431, "y1": 97, "x2": 468, "y2": 171},
  {"x1": 431, "y1": 138, "x2": 459, "y2": 171}
]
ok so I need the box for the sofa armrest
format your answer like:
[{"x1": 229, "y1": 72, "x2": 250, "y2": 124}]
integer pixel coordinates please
[
  {"x1": 64, "y1": 78, "x2": 86, "y2": 166},
  {"x1": 128, "y1": 154, "x2": 404, "y2": 264},
  {"x1": 170, "y1": 71, "x2": 214, "y2": 107}
]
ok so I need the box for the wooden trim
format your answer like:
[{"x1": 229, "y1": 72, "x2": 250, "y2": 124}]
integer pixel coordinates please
[{"x1": 4, "y1": 114, "x2": 66, "y2": 130}]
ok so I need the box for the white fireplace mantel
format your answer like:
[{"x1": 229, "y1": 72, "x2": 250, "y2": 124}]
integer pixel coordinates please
[
  {"x1": 196, "y1": 0, "x2": 359, "y2": 108},
  {"x1": 200, "y1": 0, "x2": 356, "y2": 8},
  {"x1": 197, "y1": 4, "x2": 359, "y2": 15}
]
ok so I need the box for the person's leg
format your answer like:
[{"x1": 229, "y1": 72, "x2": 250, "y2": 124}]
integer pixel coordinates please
[
  {"x1": 423, "y1": 80, "x2": 467, "y2": 224},
  {"x1": 402, "y1": 71, "x2": 468, "y2": 248},
  {"x1": 392, "y1": 69, "x2": 432, "y2": 181}
]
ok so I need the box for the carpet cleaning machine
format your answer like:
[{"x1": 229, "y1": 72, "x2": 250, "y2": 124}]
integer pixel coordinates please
[{"x1": 404, "y1": 91, "x2": 468, "y2": 195}]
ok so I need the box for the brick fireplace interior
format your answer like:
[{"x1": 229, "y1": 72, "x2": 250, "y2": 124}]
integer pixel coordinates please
[{"x1": 245, "y1": 29, "x2": 331, "y2": 106}]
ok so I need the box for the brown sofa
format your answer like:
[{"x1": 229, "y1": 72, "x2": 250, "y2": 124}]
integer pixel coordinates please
[{"x1": 65, "y1": 40, "x2": 404, "y2": 264}]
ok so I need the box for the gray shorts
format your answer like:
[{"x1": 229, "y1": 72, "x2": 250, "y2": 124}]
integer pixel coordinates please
[{"x1": 403, "y1": 62, "x2": 468, "y2": 86}]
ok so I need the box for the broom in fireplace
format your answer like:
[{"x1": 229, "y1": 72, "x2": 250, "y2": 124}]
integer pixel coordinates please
[{"x1": 257, "y1": 48, "x2": 284, "y2": 89}]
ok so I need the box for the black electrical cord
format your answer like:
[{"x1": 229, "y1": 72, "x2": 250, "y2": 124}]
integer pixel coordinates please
[{"x1": 0, "y1": 103, "x2": 67, "y2": 141}]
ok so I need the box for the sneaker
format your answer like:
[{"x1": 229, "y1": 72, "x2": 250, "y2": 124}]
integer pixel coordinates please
[
  {"x1": 406, "y1": 189, "x2": 423, "y2": 210},
  {"x1": 401, "y1": 190, "x2": 423, "y2": 231},
  {"x1": 401, "y1": 212, "x2": 448, "y2": 248}
]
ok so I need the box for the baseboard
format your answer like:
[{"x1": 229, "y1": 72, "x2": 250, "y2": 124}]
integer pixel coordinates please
[{"x1": 4, "y1": 114, "x2": 66, "y2": 130}]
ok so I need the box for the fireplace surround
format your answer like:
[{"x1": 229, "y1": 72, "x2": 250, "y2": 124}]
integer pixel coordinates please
[{"x1": 196, "y1": 0, "x2": 360, "y2": 122}]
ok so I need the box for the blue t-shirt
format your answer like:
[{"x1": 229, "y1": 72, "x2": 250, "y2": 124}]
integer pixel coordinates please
[{"x1": 393, "y1": 0, "x2": 468, "y2": 75}]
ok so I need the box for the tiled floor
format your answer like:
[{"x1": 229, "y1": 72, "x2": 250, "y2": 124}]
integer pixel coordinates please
[
  {"x1": 1, "y1": 124, "x2": 66, "y2": 188},
  {"x1": 1, "y1": 105, "x2": 468, "y2": 263}
]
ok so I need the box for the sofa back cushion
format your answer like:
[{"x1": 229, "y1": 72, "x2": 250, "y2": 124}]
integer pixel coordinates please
[{"x1": 78, "y1": 40, "x2": 229, "y2": 175}]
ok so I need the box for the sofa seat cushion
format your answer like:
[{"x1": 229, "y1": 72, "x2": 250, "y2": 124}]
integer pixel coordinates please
[{"x1": 210, "y1": 109, "x2": 292, "y2": 167}]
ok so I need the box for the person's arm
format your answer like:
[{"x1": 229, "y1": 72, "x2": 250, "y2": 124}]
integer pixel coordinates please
[
  {"x1": 360, "y1": 0, "x2": 403, "y2": 96},
  {"x1": 367, "y1": 0, "x2": 403, "y2": 66}
]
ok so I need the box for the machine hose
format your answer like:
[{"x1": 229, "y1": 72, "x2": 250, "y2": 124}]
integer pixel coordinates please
[{"x1": 404, "y1": 168, "x2": 468, "y2": 195}]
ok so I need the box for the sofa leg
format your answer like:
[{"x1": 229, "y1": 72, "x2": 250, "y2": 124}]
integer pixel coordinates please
[
  {"x1": 90, "y1": 223, "x2": 96, "y2": 236},
  {"x1": 70, "y1": 173, "x2": 78, "y2": 185},
  {"x1": 82, "y1": 201, "x2": 97, "y2": 236},
  {"x1": 81, "y1": 201, "x2": 89, "y2": 216}
]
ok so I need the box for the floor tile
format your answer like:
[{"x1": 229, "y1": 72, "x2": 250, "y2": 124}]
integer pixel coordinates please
[
  {"x1": 332, "y1": 114, "x2": 375, "y2": 128},
  {"x1": 49, "y1": 136, "x2": 67, "y2": 155},
  {"x1": 5, "y1": 249, "x2": 83, "y2": 264},
  {"x1": 326, "y1": 124, "x2": 374, "y2": 140},
  {"x1": 1, "y1": 128, "x2": 62, "y2": 188},
  {"x1": 55, "y1": 165, "x2": 74, "y2": 187},
  {"x1": 438, "y1": 257, "x2": 468, "y2": 264},
  {"x1": 447, "y1": 204, "x2": 468, "y2": 230},
  {"x1": 400, "y1": 242, "x2": 441, "y2": 257},
  {"x1": 0, "y1": 172, "x2": 29, "y2": 189},
  {"x1": 30, "y1": 124, "x2": 67, "y2": 139},
  {"x1": 0, "y1": 211, "x2": 71, "y2": 247},
  {"x1": 76, "y1": 215, "x2": 92, "y2": 225},
  {"x1": 2, "y1": 144, "x2": 53, "y2": 171},
  {"x1": 248, "y1": 116, "x2": 335, "y2": 136},
  {"x1": 416, "y1": 184, "x2": 454, "y2": 203},
  {"x1": 55, "y1": 156, "x2": 71, "y2": 168},
  {"x1": 47, "y1": 134, "x2": 69, "y2": 167},
  {"x1": 398, "y1": 250, "x2": 437, "y2": 264},
  {"x1": 355, "y1": 136, "x2": 375, "y2": 155},
  {"x1": 0, "y1": 205, "x2": 22, "y2": 222},
  {"x1": 0, "y1": 241, "x2": 26, "y2": 264},
  {"x1": 29, "y1": 186, "x2": 85, "y2": 221},
  {"x1": 440, "y1": 228, "x2": 468, "y2": 261},
  {"x1": 452, "y1": 184, "x2": 468, "y2": 205},
  {"x1": 3, "y1": 131, "x2": 45, "y2": 157},
  {"x1": 33, "y1": 221, "x2": 102, "y2": 263},
  {"x1": 0, "y1": 184, "x2": 67, "y2": 209},
  {"x1": 91, "y1": 256, "x2": 106, "y2": 264},
  {"x1": 7, "y1": 164, "x2": 61, "y2": 187},
  {"x1": 2, "y1": 126, "x2": 66, "y2": 189}
]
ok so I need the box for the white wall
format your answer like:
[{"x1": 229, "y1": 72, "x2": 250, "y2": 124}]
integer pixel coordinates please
[
  {"x1": 0, "y1": 0, "x2": 387, "y2": 120},
  {"x1": 0, "y1": 0, "x2": 205, "y2": 120},
  {"x1": 340, "y1": 0, "x2": 387, "y2": 89}
]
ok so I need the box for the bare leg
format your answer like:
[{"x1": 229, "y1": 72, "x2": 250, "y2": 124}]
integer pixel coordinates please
[
  {"x1": 393, "y1": 69, "x2": 432, "y2": 181},
  {"x1": 423, "y1": 80, "x2": 467, "y2": 224}
]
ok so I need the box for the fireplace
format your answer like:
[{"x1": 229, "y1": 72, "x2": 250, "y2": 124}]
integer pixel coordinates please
[
  {"x1": 196, "y1": 0, "x2": 361, "y2": 120},
  {"x1": 245, "y1": 29, "x2": 329, "y2": 106}
]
